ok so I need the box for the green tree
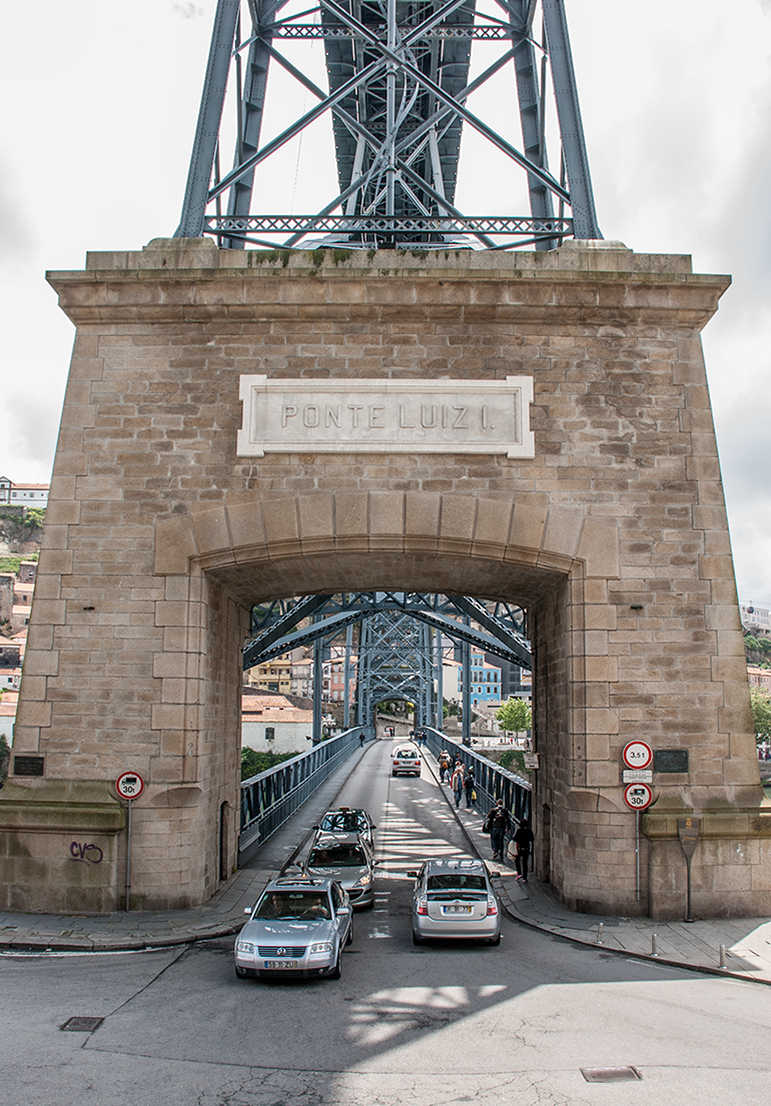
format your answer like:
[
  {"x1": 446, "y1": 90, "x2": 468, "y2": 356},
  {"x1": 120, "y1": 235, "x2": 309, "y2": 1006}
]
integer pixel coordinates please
[
  {"x1": 498, "y1": 748, "x2": 527, "y2": 775},
  {"x1": 241, "y1": 746, "x2": 301, "y2": 780},
  {"x1": 23, "y1": 508, "x2": 46, "y2": 531},
  {"x1": 751, "y1": 689, "x2": 771, "y2": 743},
  {"x1": 496, "y1": 697, "x2": 532, "y2": 734}
]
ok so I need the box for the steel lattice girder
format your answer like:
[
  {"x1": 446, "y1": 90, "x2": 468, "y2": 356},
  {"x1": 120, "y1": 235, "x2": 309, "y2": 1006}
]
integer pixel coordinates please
[
  {"x1": 243, "y1": 591, "x2": 532, "y2": 670},
  {"x1": 357, "y1": 608, "x2": 434, "y2": 725},
  {"x1": 175, "y1": 0, "x2": 600, "y2": 249}
]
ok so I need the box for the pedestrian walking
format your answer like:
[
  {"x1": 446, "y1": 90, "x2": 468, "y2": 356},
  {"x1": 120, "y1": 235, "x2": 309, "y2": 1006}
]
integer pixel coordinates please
[
  {"x1": 439, "y1": 751, "x2": 451, "y2": 782},
  {"x1": 463, "y1": 766, "x2": 476, "y2": 809},
  {"x1": 512, "y1": 817, "x2": 534, "y2": 882},
  {"x1": 483, "y1": 799, "x2": 511, "y2": 860},
  {"x1": 451, "y1": 763, "x2": 464, "y2": 808}
]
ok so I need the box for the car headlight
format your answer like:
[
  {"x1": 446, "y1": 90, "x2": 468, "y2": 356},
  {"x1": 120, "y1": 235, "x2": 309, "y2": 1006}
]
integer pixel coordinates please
[
  {"x1": 236, "y1": 941, "x2": 255, "y2": 954},
  {"x1": 354, "y1": 873, "x2": 372, "y2": 886},
  {"x1": 310, "y1": 942, "x2": 334, "y2": 954}
]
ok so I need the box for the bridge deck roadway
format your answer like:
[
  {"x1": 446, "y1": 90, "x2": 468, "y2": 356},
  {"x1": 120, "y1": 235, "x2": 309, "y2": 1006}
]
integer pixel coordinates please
[{"x1": 2, "y1": 737, "x2": 771, "y2": 984}]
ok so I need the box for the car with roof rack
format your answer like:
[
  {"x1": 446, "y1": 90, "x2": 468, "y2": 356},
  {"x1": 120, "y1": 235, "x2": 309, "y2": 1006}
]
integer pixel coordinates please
[
  {"x1": 313, "y1": 806, "x2": 377, "y2": 850},
  {"x1": 234, "y1": 876, "x2": 353, "y2": 980}
]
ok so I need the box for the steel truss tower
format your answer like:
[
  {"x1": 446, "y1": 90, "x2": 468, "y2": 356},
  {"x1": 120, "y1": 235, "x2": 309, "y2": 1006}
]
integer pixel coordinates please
[{"x1": 176, "y1": 0, "x2": 600, "y2": 250}]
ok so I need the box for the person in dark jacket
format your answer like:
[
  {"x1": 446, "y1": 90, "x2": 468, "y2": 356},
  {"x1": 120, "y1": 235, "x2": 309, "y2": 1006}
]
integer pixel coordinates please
[
  {"x1": 513, "y1": 817, "x2": 534, "y2": 881},
  {"x1": 463, "y1": 767, "x2": 476, "y2": 808},
  {"x1": 483, "y1": 799, "x2": 511, "y2": 860}
]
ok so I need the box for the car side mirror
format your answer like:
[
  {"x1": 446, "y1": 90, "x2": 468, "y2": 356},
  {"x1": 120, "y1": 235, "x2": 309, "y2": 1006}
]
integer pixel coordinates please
[
  {"x1": 372, "y1": 824, "x2": 377, "y2": 830},
  {"x1": 244, "y1": 908, "x2": 252, "y2": 915},
  {"x1": 337, "y1": 905, "x2": 351, "y2": 916}
]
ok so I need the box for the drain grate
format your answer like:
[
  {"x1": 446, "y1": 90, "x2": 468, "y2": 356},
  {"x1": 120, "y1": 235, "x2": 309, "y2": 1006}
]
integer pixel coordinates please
[
  {"x1": 581, "y1": 1067, "x2": 641, "y2": 1083},
  {"x1": 60, "y1": 1017, "x2": 104, "y2": 1033}
]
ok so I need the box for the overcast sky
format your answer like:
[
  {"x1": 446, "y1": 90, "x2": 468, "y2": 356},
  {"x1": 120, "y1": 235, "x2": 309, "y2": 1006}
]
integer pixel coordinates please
[{"x1": 2, "y1": 0, "x2": 770, "y2": 605}]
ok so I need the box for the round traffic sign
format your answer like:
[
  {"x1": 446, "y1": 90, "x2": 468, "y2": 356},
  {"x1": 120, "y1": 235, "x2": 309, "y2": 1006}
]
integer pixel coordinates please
[
  {"x1": 623, "y1": 782, "x2": 653, "y2": 811},
  {"x1": 115, "y1": 771, "x2": 145, "y2": 800},
  {"x1": 622, "y1": 741, "x2": 653, "y2": 771}
]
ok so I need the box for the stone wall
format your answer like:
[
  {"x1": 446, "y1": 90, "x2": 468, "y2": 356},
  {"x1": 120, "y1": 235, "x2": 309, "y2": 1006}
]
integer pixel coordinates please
[{"x1": 0, "y1": 239, "x2": 764, "y2": 917}]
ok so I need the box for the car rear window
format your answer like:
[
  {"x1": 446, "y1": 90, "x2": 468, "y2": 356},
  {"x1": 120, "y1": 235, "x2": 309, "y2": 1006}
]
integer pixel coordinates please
[
  {"x1": 396, "y1": 749, "x2": 418, "y2": 758},
  {"x1": 254, "y1": 891, "x2": 330, "y2": 920},
  {"x1": 427, "y1": 874, "x2": 486, "y2": 893},
  {"x1": 308, "y1": 844, "x2": 366, "y2": 867}
]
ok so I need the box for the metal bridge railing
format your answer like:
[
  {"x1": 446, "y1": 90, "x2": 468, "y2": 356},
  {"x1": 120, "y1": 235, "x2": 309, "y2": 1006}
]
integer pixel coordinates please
[
  {"x1": 239, "y1": 729, "x2": 365, "y2": 864},
  {"x1": 422, "y1": 728, "x2": 532, "y2": 826}
]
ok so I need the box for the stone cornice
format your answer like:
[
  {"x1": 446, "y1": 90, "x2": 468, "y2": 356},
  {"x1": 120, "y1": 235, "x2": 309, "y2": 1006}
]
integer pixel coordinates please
[{"x1": 46, "y1": 240, "x2": 731, "y2": 330}]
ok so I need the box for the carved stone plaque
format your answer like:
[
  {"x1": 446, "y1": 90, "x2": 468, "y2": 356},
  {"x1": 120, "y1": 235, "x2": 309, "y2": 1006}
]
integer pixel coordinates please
[{"x1": 237, "y1": 376, "x2": 534, "y2": 457}]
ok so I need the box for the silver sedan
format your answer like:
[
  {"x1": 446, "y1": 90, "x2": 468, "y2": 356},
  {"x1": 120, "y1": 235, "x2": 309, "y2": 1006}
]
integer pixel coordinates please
[
  {"x1": 234, "y1": 877, "x2": 353, "y2": 980},
  {"x1": 408, "y1": 858, "x2": 502, "y2": 945}
]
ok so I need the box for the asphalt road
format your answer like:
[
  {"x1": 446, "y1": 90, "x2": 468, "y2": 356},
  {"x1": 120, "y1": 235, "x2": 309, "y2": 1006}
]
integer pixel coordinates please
[{"x1": 3, "y1": 738, "x2": 771, "y2": 1106}]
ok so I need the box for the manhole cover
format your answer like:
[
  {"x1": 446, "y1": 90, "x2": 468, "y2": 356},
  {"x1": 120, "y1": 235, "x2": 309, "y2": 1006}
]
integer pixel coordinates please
[
  {"x1": 581, "y1": 1067, "x2": 641, "y2": 1083},
  {"x1": 60, "y1": 1017, "x2": 104, "y2": 1033}
]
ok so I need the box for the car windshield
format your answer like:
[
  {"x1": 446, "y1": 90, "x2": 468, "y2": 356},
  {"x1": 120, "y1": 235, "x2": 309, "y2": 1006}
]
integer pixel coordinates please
[
  {"x1": 320, "y1": 812, "x2": 364, "y2": 833},
  {"x1": 308, "y1": 844, "x2": 366, "y2": 868},
  {"x1": 427, "y1": 874, "x2": 486, "y2": 893},
  {"x1": 253, "y1": 891, "x2": 331, "y2": 920}
]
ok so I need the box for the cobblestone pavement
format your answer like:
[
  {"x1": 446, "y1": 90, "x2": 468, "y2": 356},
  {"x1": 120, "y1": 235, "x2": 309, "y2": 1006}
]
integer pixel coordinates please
[{"x1": 3, "y1": 743, "x2": 771, "y2": 987}]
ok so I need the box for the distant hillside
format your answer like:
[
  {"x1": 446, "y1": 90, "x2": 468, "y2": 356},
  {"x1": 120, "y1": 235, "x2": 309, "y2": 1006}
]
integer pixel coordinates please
[{"x1": 0, "y1": 508, "x2": 44, "y2": 560}]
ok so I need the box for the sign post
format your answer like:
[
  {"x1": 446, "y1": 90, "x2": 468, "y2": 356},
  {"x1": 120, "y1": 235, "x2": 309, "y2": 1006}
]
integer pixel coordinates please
[
  {"x1": 623, "y1": 781, "x2": 654, "y2": 902},
  {"x1": 115, "y1": 772, "x2": 145, "y2": 912},
  {"x1": 678, "y1": 816, "x2": 700, "y2": 923}
]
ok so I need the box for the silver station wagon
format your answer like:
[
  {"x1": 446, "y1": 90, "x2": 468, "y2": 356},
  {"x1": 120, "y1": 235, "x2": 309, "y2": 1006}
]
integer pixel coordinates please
[
  {"x1": 409, "y1": 858, "x2": 502, "y2": 945},
  {"x1": 234, "y1": 877, "x2": 353, "y2": 980}
]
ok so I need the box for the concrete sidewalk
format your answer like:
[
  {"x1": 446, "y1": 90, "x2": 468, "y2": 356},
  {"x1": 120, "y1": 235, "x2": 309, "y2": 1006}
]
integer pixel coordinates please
[{"x1": 3, "y1": 741, "x2": 771, "y2": 988}]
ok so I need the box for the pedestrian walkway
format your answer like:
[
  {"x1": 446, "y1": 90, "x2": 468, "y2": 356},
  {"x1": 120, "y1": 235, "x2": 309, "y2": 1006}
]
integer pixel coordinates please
[{"x1": 3, "y1": 741, "x2": 771, "y2": 988}]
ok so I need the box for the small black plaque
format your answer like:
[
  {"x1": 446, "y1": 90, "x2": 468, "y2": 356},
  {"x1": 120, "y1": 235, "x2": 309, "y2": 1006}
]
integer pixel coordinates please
[
  {"x1": 654, "y1": 749, "x2": 689, "y2": 774},
  {"x1": 13, "y1": 755, "x2": 45, "y2": 778}
]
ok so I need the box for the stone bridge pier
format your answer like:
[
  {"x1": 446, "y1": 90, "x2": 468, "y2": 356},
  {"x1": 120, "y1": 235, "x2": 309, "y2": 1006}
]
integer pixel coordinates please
[{"x1": 0, "y1": 239, "x2": 767, "y2": 919}]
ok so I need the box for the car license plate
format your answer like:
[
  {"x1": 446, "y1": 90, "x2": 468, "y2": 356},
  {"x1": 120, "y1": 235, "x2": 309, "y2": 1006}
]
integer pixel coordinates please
[
  {"x1": 444, "y1": 905, "x2": 472, "y2": 914},
  {"x1": 264, "y1": 960, "x2": 298, "y2": 969}
]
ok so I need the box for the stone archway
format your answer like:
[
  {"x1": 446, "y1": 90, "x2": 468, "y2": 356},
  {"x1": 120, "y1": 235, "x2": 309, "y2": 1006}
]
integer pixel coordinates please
[{"x1": 0, "y1": 240, "x2": 765, "y2": 919}]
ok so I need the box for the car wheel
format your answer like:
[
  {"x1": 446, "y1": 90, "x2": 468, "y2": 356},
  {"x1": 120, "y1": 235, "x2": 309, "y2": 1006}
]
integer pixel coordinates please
[
  {"x1": 346, "y1": 920, "x2": 354, "y2": 945},
  {"x1": 488, "y1": 934, "x2": 501, "y2": 946},
  {"x1": 412, "y1": 931, "x2": 424, "y2": 946},
  {"x1": 329, "y1": 950, "x2": 342, "y2": 979}
]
